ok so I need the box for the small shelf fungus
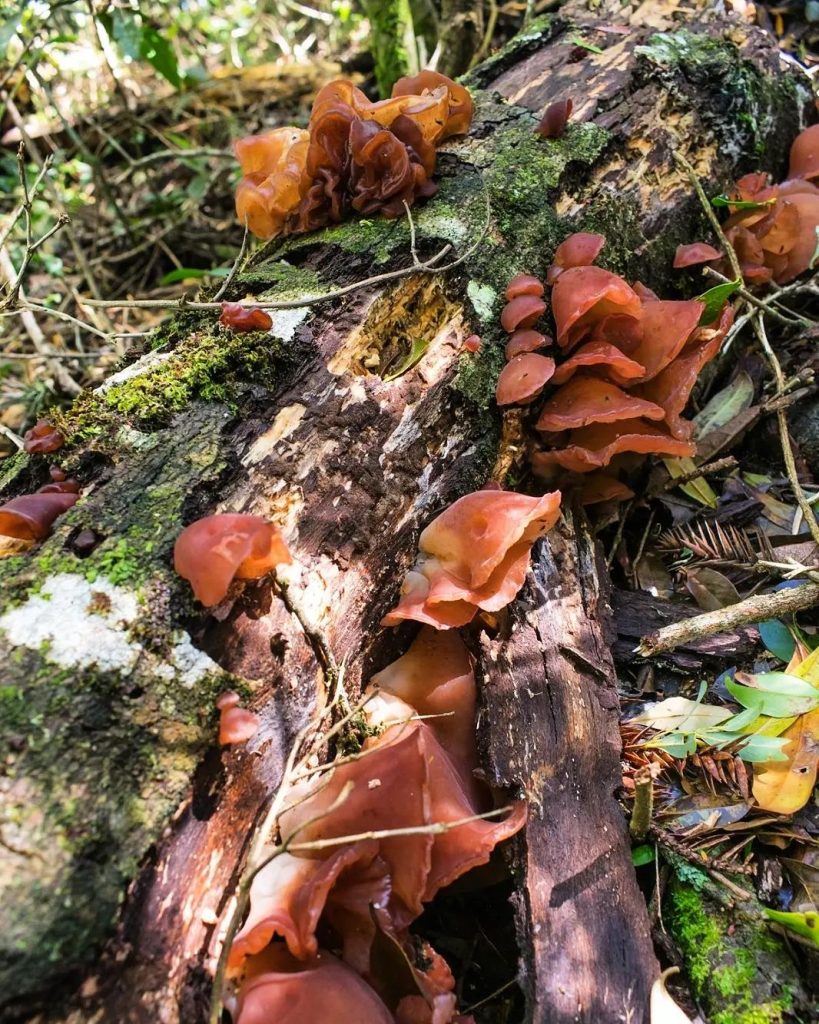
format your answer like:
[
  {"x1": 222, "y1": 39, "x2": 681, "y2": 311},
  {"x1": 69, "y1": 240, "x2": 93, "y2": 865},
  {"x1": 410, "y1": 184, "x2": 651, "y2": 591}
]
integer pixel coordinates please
[
  {"x1": 174, "y1": 513, "x2": 291, "y2": 607},
  {"x1": 685, "y1": 124, "x2": 819, "y2": 285},
  {"x1": 219, "y1": 303, "x2": 274, "y2": 333},
  {"x1": 491, "y1": 236, "x2": 734, "y2": 504},
  {"x1": 234, "y1": 71, "x2": 473, "y2": 240},
  {"x1": 0, "y1": 475, "x2": 80, "y2": 540},
  {"x1": 216, "y1": 691, "x2": 261, "y2": 746},
  {"x1": 224, "y1": 628, "x2": 525, "y2": 1024},
  {"x1": 22, "y1": 419, "x2": 64, "y2": 454},
  {"x1": 537, "y1": 98, "x2": 573, "y2": 140},
  {"x1": 382, "y1": 489, "x2": 562, "y2": 629}
]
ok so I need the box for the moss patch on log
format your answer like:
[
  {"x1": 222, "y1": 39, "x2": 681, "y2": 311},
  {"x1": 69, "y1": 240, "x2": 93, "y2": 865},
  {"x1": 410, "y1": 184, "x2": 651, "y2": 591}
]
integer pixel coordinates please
[{"x1": 666, "y1": 867, "x2": 803, "y2": 1024}]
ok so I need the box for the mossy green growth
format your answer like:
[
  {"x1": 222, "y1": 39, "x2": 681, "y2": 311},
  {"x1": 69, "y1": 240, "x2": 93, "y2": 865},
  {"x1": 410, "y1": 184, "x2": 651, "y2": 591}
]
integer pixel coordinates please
[
  {"x1": 636, "y1": 30, "x2": 805, "y2": 170},
  {"x1": 668, "y1": 879, "x2": 794, "y2": 1024},
  {"x1": 232, "y1": 257, "x2": 325, "y2": 295}
]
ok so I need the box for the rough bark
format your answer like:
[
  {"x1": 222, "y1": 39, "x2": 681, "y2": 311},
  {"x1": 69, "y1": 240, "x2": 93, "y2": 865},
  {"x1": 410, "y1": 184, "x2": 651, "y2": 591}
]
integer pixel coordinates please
[
  {"x1": 478, "y1": 512, "x2": 659, "y2": 1023},
  {"x1": 0, "y1": 1, "x2": 807, "y2": 1022}
]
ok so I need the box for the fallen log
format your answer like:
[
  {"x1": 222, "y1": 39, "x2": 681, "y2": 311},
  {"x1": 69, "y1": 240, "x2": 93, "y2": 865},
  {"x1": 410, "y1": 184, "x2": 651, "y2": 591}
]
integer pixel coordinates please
[{"x1": 0, "y1": 1, "x2": 806, "y2": 1021}]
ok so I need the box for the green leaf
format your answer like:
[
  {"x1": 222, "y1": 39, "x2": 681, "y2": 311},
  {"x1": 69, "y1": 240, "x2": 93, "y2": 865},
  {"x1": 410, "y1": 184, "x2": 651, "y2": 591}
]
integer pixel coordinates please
[
  {"x1": 632, "y1": 844, "x2": 655, "y2": 867},
  {"x1": 633, "y1": 696, "x2": 732, "y2": 734},
  {"x1": 139, "y1": 27, "x2": 181, "y2": 89},
  {"x1": 649, "y1": 732, "x2": 697, "y2": 758},
  {"x1": 726, "y1": 673, "x2": 819, "y2": 717},
  {"x1": 702, "y1": 730, "x2": 789, "y2": 763},
  {"x1": 764, "y1": 908, "x2": 819, "y2": 947},
  {"x1": 759, "y1": 619, "x2": 797, "y2": 663},
  {"x1": 696, "y1": 279, "x2": 741, "y2": 325},
  {"x1": 384, "y1": 338, "x2": 431, "y2": 382},
  {"x1": 569, "y1": 35, "x2": 604, "y2": 53},
  {"x1": 159, "y1": 267, "x2": 207, "y2": 285},
  {"x1": 692, "y1": 371, "x2": 755, "y2": 440},
  {"x1": 711, "y1": 194, "x2": 776, "y2": 210}
]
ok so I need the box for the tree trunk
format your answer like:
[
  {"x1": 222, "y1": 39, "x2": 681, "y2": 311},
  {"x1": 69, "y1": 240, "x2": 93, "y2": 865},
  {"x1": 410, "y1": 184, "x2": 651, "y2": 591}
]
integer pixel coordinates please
[{"x1": 0, "y1": 2, "x2": 806, "y2": 1022}]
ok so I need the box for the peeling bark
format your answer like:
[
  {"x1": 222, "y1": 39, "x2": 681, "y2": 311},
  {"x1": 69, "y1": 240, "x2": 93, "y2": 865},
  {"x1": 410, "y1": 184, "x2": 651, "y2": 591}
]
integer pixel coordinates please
[{"x1": 0, "y1": 2, "x2": 807, "y2": 1022}]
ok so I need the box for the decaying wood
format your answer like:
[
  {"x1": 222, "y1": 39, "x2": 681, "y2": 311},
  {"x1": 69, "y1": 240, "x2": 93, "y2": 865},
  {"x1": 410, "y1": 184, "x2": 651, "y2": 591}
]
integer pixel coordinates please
[
  {"x1": 0, "y1": 1, "x2": 806, "y2": 1021},
  {"x1": 479, "y1": 511, "x2": 658, "y2": 1023}
]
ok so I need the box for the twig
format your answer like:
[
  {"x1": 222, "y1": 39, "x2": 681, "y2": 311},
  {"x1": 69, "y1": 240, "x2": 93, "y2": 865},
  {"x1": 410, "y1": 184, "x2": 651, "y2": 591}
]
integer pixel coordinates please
[
  {"x1": 111, "y1": 147, "x2": 232, "y2": 183},
  {"x1": 0, "y1": 424, "x2": 24, "y2": 449},
  {"x1": 629, "y1": 765, "x2": 653, "y2": 841},
  {"x1": 703, "y1": 266, "x2": 810, "y2": 327},
  {"x1": 638, "y1": 582, "x2": 819, "y2": 657},
  {"x1": 753, "y1": 313, "x2": 819, "y2": 548},
  {"x1": 673, "y1": 150, "x2": 743, "y2": 284},
  {"x1": 212, "y1": 224, "x2": 250, "y2": 302},
  {"x1": 84, "y1": 191, "x2": 494, "y2": 314},
  {"x1": 1, "y1": 301, "x2": 146, "y2": 342},
  {"x1": 661, "y1": 456, "x2": 738, "y2": 492}
]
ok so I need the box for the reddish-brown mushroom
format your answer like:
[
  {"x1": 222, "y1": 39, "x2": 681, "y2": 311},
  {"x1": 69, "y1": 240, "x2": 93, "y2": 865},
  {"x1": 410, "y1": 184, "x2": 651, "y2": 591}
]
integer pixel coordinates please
[
  {"x1": 462, "y1": 333, "x2": 481, "y2": 353},
  {"x1": 546, "y1": 232, "x2": 605, "y2": 283},
  {"x1": 536, "y1": 376, "x2": 664, "y2": 432},
  {"x1": 626, "y1": 299, "x2": 704, "y2": 380},
  {"x1": 219, "y1": 303, "x2": 274, "y2": 333},
  {"x1": 500, "y1": 294, "x2": 547, "y2": 333},
  {"x1": 496, "y1": 353, "x2": 555, "y2": 406},
  {"x1": 575, "y1": 474, "x2": 635, "y2": 506},
  {"x1": 505, "y1": 329, "x2": 551, "y2": 360},
  {"x1": 174, "y1": 513, "x2": 291, "y2": 607},
  {"x1": 550, "y1": 339, "x2": 645, "y2": 386},
  {"x1": 505, "y1": 273, "x2": 545, "y2": 299},
  {"x1": 383, "y1": 489, "x2": 561, "y2": 628},
  {"x1": 537, "y1": 98, "x2": 573, "y2": 139},
  {"x1": 216, "y1": 691, "x2": 260, "y2": 745},
  {"x1": 551, "y1": 266, "x2": 642, "y2": 350},
  {"x1": 673, "y1": 242, "x2": 722, "y2": 268},
  {"x1": 391, "y1": 70, "x2": 474, "y2": 140},
  {"x1": 23, "y1": 420, "x2": 64, "y2": 455},
  {"x1": 532, "y1": 418, "x2": 695, "y2": 474},
  {"x1": 788, "y1": 123, "x2": 819, "y2": 181},
  {"x1": 0, "y1": 478, "x2": 80, "y2": 540}
]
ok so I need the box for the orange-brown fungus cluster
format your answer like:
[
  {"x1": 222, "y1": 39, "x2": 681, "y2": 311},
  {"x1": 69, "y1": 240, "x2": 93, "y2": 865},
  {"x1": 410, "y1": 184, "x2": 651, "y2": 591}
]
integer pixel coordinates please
[
  {"x1": 174, "y1": 513, "x2": 291, "y2": 607},
  {"x1": 491, "y1": 234, "x2": 734, "y2": 505},
  {"x1": 496, "y1": 273, "x2": 555, "y2": 407},
  {"x1": 383, "y1": 489, "x2": 561, "y2": 629},
  {"x1": 219, "y1": 303, "x2": 274, "y2": 333},
  {"x1": 216, "y1": 691, "x2": 261, "y2": 746},
  {"x1": 681, "y1": 124, "x2": 819, "y2": 285},
  {"x1": 227, "y1": 628, "x2": 524, "y2": 1024},
  {"x1": 0, "y1": 473, "x2": 80, "y2": 540},
  {"x1": 537, "y1": 98, "x2": 573, "y2": 140},
  {"x1": 22, "y1": 419, "x2": 64, "y2": 455},
  {"x1": 234, "y1": 71, "x2": 474, "y2": 240}
]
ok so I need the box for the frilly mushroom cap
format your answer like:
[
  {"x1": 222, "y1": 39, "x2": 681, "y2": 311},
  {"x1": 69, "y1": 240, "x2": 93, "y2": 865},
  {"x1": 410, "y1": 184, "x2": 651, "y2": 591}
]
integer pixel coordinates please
[
  {"x1": 635, "y1": 304, "x2": 734, "y2": 439},
  {"x1": 626, "y1": 299, "x2": 704, "y2": 381},
  {"x1": 551, "y1": 266, "x2": 641, "y2": 350},
  {"x1": 788, "y1": 123, "x2": 819, "y2": 181},
  {"x1": 774, "y1": 191, "x2": 819, "y2": 282},
  {"x1": 536, "y1": 376, "x2": 665, "y2": 432},
  {"x1": 216, "y1": 691, "x2": 242, "y2": 710},
  {"x1": 531, "y1": 418, "x2": 695, "y2": 474},
  {"x1": 495, "y1": 353, "x2": 555, "y2": 406},
  {"x1": 234, "y1": 128, "x2": 310, "y2": 182},
  {"x1": 575, "y1": 474, "x2": 635, "y2": 506},
  {"x1": 235, "y1": 130, "x2": 309, "y2": 239},
  {"x1": 173, "y1": 513, "x2": 291, "y2": 607},
  {"x1": 23, "y1": 419, "x2": 64, "y2": 455},
  {"x1": 551, "y1": 339, "x2": 646, "y2": 387},
  {"x1": 0, "y1": 480, "x2": 80, "y2": 540},
  {"x1": 219, "y1": 705, "x2": 261, "y2": 745},
  {"x1": 500, "y1": 294, "x2": 547, "y2": 333},
  {"x1": 235, "y1": 951, "x2": 395, "y2": 1024},
  {"x1": 673, "y1": 242, "x2": 722, "y2": 268},
  {"x1": 546, "y1": 232, "x2": 605, "y2": 283},
  {"x1": 632, "y1": 280, "x2": 659, "y2": 302},
  {"x1": 463, "y1": 333, "x2": 482, "y2": 352},
  {"x1": 505, "y1": 329, "x2": 551, "y2": 360},
  {"x1": 391, "y1": 70, "x2": 474, "y2": 138},
  {"x1": 537, "y1": 98, "x2": 573, "y2": 139},
  {"x1": 219, "y1": 303, "x2": 274, "y2": 333},
  {"x1": 505, "y1": 273, "x2": 544, "y2": 299},
  {"x1": 383, "y1": 491, "x2": 562, "y2": 628}
]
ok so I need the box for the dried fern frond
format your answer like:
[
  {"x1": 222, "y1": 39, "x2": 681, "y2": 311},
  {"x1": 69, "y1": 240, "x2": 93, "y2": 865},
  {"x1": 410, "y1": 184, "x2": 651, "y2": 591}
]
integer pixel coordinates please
[{"x1": 657, "y1": 520, "x2": 772, "y2": 564}]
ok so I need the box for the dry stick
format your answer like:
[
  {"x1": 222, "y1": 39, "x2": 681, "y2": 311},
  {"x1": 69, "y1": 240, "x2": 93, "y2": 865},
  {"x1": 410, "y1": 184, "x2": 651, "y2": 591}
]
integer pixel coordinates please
[
  {"x1": 83, "y1": 191, "x2": 494, "y2": 314},
  {"x1": 629, "y1": 765, "x2": 654, "y2": 841},
  {"x1": 0, "y1": 424, "x2": 24, "y2": 449},
  {"x1": 638, "y1": 581, "x2": 819, "y2": 657},
  {"x1": 212, "y1": 224, "x2": 250, "y2": 303},
  {"x1": 753, "y1": 313, "x2": 819, "y2": 547},
  {"x1": 673, "y1": 150, "x2": 744, "y2": 284},
  {"x1": 0, "y1": 302, "x2": 147, "y2": 342},
  {"x1": 661, "y1": 456, "x2": 738, "y2": 492},
  {"x1": 703, "y1": 266, "x2": 809, "y2": 327}
]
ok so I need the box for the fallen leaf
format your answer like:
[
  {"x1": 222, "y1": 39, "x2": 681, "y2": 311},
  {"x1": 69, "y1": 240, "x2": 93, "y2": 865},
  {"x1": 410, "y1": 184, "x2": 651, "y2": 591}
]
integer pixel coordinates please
[
  {"x1": 752, "y1": 708, "x2": 819, "y2": 813},
  {"x1": 693, "y1": 370, "x2": 754, "y2": 439},
  {"x1": 763, "y1": 908, "x2": 819, "y2": 948},
  {"x1": 633, "y1": 696, "x2": 733, "y2": 733},
  {"x1": 727, "y1": 672, "x2": 819, "y2": 718},
  {"x1": 759, "y1": 619, "x2": 797, "y2": 664},
  {"x1": 650, "y1": 967, "x2": 695, "y2": 1023},
  {"x1": 662, "y1": 456, "x2": 718, "y2": 507},
  {"x1": 684, "y1": 567, "x2": 741, "y2": 611}
]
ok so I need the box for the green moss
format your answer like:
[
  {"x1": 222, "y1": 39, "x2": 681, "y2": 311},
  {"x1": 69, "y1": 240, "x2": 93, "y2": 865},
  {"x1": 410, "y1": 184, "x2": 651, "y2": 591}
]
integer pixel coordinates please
[
  {"x1": 668, "y1": 879, "x2": 795, "y2": 1024},
  {"x1": 234, "y1": 257, "x2": 324, "y2": 295},
  {"x1": 636, "y1": 30, "x2": 805, "y2": 171},
  {"x1": 361, "y1": 0, "x2": 416, "y2": 96}
]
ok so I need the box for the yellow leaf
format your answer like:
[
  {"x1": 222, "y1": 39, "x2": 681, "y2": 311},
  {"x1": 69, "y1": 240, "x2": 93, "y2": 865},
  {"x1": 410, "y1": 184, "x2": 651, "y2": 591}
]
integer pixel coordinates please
[
  {"x1": 752, "y1": 708, "x2": 819, "y2": 814},
  {"x1": 791, "y1": 645, "x2": 819, "y2": 688}
]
